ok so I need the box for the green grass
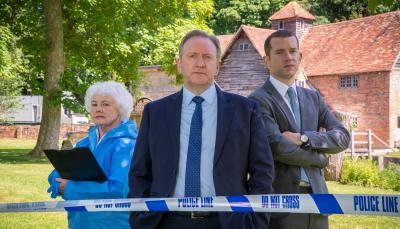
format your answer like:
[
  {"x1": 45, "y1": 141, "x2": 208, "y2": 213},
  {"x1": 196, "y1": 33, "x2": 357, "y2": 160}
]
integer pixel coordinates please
[
  {"x1": 0, "y1": 138, "x2": 399, "y2": 228},
  {"x1": 0, "y1": 138, "x2": 48, "y2": 164},
  {"x1": 0, "y1": 139, "x2": 67, "y2": 228},
  {"x1": 327, "y1": 181, "x2": 400, "y2": 229}
]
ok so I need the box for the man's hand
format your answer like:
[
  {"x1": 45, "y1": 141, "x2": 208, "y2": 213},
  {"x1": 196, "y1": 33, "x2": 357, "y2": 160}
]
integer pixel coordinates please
[
  {"x1": 282, "y1": 131, "x2": 302, "y2": 145},
  {"x1": 55, "y1": 178, "x2": 69, "y2": 195}
]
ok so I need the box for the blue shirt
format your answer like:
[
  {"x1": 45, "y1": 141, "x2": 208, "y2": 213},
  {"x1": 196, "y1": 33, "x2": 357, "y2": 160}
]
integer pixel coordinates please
[{"x1": 173, "y1": 84, "x2": 218, "y2": 197}]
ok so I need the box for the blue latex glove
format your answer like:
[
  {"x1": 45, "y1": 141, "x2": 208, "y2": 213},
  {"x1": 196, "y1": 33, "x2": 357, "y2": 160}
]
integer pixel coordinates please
[
  {"x1": 48, "y1": 170, "x2": 60, "y2": 185},
  {"x1": 47, "y1": 180, "x2": 60, "y2": 198},
  {"x1": 47, "y1": 170, "x2": 61, "y2": 198}
]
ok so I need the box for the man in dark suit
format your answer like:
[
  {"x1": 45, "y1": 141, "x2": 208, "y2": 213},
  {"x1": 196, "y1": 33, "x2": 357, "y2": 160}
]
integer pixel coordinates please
[
  {"x1": 249, "y1": 30, "x2": 350, "y2": 229},
  {"x1": 129, "y1": 30, "x2": 274, "y2": 229}
]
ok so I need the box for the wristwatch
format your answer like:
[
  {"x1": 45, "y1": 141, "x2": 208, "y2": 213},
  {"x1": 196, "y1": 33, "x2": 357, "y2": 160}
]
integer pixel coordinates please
[{"x1": 300, "y1": 134, "x2": 309, "y2": 145}]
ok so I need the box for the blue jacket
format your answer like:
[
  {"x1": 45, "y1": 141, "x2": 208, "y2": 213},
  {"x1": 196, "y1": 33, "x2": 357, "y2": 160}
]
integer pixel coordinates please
[{"x1": 49, "y1": 120, "x2": 137, "y2": 229}]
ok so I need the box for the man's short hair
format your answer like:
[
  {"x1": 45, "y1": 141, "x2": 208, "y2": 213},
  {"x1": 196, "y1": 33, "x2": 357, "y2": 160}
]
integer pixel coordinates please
[
  {"x1": 264, "y1": 30, "x2": 299, "y2": 57},
  {"x1": 179, "y1": 30, "x2": 221, "y2": 60}
]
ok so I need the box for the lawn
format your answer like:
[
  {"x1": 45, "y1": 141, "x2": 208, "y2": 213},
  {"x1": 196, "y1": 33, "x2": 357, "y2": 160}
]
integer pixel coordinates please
[{"x1": 0, "y1": 138, "x2": 399, "y2": 228}]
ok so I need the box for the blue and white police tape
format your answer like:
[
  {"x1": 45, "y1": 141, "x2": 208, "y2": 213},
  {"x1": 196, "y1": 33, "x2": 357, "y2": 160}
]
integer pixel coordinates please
[{"x1": 1, "y1": 194, "x2": 399, "y2": 217}]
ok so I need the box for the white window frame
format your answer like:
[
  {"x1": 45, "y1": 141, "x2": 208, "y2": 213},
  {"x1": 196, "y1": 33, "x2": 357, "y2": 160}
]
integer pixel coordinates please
[{"x1": 239, "y1": 43, "x2": 250, "y2": 51}]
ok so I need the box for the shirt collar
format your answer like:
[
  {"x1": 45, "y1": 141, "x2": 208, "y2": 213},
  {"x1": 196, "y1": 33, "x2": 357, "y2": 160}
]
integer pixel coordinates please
[
  {"x1": 269, "y1": 75, "x2": 297, "y2": 97},
  {"x1": 183, "y1": 83, "x2": 217, "y2": 106}
]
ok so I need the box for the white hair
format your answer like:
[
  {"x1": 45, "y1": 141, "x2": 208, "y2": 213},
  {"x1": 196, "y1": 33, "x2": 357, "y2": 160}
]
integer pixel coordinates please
[{"x1": 84, "y1": 81, "x2": 133, "y2": 121}]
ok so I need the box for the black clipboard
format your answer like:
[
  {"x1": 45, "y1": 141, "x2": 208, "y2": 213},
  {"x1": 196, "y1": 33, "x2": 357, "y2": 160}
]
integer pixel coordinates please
[{"x1": 44, "y1": 147, "x2": 107, "y2": 183}]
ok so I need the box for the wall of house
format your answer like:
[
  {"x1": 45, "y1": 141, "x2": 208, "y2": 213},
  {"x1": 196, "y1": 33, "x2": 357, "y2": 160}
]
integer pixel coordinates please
[
  {"x1": 390, "y1": 69, "x2": 400, "y2": 145},
  {"x1": 10, "y1": 96, "x2": 42, "y2": 123},
  {"x1": 309, "y1": 71, "x2": 392, "y2": 146},
  {"x1": 216, "y1": 33, "x2": 268, "y2": 96},
  {"x1": 138, "y1": 66, "x2": 180, "y2": 101}
]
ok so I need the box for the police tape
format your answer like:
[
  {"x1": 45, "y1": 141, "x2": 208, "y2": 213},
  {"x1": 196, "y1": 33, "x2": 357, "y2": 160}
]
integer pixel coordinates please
[{"x1": 0, "y1": 194, "x2": 399, "y2": 216}]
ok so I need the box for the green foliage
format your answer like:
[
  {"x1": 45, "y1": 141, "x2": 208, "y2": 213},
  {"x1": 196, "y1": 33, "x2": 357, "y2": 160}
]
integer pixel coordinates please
[
  {"x1": 340, "y1": 158, "x2": 400, "y2": 191},
  {"x1": 140, "y1": 0, "x2": 214, "y2": 83},
  {"x1": 0, "y1": 26, "x2": 25, "y2": 121},
  {"x1": 305, "y1": 0, "x2": 400, "y2": 22},
  {"x1": 340, "y1": 158, "x2": 381, "y2": 187},
  {"x1": 366, "y1": 0, "x2": 398, "y2": 12},
  {"x1": 211, "y1": 0, "x2": 400, "y2": 35},
  {"x1": 211, "y1": 0, "x2": 290, "y2": 35},
  {"x1": 0, "y1": 0, "x2": 195, "y2": 113},
  {"x1": 313, "y1": 16, "x2": 330, "y2": 26},
  {"x1": 380, "y1": 163, "x2": 400, "y2": 191}
]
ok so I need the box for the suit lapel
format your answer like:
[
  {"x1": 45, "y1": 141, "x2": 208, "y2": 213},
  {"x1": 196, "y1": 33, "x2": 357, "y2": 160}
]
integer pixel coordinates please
[
  {"x1": 165, "y1": 90, "x2": 182, "y2": 167},
  {"x1": 214, "y1": 87, "x2": 234, "y2": 166},
  {"x1": 263, "y1": 78, "x2": 299, "y2": 132}
]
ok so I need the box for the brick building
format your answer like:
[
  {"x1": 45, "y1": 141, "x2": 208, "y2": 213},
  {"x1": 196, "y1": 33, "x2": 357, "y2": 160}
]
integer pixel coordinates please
[{"x1": 215, "y1": 1, "x2": 400, "y2": 146}]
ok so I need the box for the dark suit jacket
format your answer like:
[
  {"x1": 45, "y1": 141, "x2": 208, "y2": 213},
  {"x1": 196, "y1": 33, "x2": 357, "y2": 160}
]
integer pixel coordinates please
[
  {"x1": 249, "y1": 78, "x2": 350, "y2": 195},
  {"x1": 129, "y1": 87, "x2": 274, "y2": 229}
]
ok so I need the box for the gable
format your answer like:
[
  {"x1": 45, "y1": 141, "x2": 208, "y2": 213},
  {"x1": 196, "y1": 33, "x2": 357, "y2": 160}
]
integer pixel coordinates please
[
  {"x1": 217, "y1": 32, "x2": 268, "y2": 96},
  {"x1": 221, "y1": 25, "x2": 275, "y2": 60}
]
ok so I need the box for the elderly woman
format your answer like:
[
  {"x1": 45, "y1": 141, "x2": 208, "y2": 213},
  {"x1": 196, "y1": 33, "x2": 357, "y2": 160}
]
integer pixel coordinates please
[{"x1": 47, "y1": 81, "x2": 137, "y2": 228}]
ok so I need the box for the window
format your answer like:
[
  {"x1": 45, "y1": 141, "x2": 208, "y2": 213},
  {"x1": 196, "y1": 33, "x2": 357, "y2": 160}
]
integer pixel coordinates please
[
  {"x1": 239, "y1": 43, "x2": 250, "y2": 51},
  {"x1": 301, "y1": 20, "x2": 305, "y2": 29},
  {"x1": 278, "y1": 21, "x2": 284, "y2": 30},
  {"x1": 339, "y1": 75, "x2": 359, "y2": 88},
  {"x1": 397, "y1": 116, "x2": 400, "y2": 128}
]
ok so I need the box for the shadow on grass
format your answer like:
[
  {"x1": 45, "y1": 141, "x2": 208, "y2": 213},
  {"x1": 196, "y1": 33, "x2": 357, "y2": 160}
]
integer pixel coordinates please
[{"x1": 0, "y1": 148, "x2": 50, "y2": 164}]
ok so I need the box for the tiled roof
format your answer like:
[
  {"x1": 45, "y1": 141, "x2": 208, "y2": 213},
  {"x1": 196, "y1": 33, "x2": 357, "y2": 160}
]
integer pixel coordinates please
[
  {"x1": 269, "y1": 1, "x2": 315, "y2": 20},
  {"x1": 221, "y1": 25, "x2": 275, "y2": 59},
  {"x1": 242, "y1": 25, "x2": 275, "y2": 57},
  {"x1": 301, "y1": 11, "x2": 400, "y2": 76},
  {"x1": 217, "y1": 34, "x2": 234, "y2": 52}
]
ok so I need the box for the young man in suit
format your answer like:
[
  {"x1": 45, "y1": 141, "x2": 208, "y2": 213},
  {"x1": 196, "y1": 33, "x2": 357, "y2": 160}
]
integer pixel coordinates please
[
  {"x1": 249, "y1": 30, "x2": 350, "y2": 229},
  {"x1": 129, "y1": 30, "x2": 274, "y2": 229}
]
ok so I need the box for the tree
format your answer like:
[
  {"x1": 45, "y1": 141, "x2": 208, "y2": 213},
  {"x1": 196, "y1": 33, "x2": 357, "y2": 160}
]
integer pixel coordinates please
[
  {"x1": 0, "y1": 26, "x2": 25, "y2": 122},
  {"x1": 211, "y1": 0, "x2": 400, "y2": 33},
  {"x1": 210, "y1": 0, "x2": 289, "y2": 34},
  {"x1": 366, "y1": 0, "x2": 398, "y2": 11},
  {"x1": 140, "y1": 0, "x2": 215, "y2": 83},
  {"x1": 0, "y1": 0, "x2": 193, "y2": 156},
  {"x1": 31, "y1": 0, "x2": 64, "y2": 156}
]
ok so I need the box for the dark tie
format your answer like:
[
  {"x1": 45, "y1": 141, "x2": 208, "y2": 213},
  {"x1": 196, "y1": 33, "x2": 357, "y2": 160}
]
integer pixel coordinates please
[
  {"x1": 287, "y1": 87, "x2": 309, "y2": 183},
  {"x1": 185, "y1": 96, "x2": 204, "y2": 197}
]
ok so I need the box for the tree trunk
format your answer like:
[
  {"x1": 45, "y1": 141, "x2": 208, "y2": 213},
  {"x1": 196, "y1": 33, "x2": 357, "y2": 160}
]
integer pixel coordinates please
[
  {"x1": 31, "y1": 0, "x2": 64, "y2": 156},
  {"x1": 324, "y1": 151, "x2": 345, "y2": 181},
  {"x1": 323, "y1": 110, "x2": 355, "y2": 181}
]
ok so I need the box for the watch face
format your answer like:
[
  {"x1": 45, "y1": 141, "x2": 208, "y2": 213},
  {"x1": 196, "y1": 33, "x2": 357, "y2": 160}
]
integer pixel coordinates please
[{"x1": 301, "y1": 135, "x2": 308, "y2": 143}]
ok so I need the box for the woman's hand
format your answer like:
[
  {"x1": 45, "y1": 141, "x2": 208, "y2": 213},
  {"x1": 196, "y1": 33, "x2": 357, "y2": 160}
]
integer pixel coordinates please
[{"x1": 55, "y1": 178, "x2": 69, "y2": 194}]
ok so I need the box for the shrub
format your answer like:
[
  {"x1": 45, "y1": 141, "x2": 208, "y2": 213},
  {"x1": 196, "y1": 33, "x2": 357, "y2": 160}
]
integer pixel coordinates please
[
  {"x1": 380, "y1": 163, "x2": 400, "y2": 191},
  {"x1": 340, "y1": 158, "x2": 381, "y2": 187}
]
